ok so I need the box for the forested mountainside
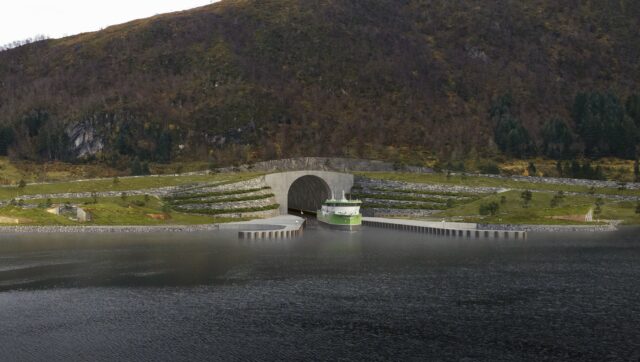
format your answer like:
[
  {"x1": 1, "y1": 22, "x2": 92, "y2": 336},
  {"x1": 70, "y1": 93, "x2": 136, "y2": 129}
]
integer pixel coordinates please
[{"x1": 0, "y1": 0, "x2": 638, "y2": 168}]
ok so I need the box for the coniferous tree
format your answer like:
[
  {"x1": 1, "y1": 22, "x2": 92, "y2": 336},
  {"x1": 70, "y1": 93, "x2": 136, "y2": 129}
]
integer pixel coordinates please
[
  {"x1": 141, "y1": 161, "x2": 151, "y2": 175},
  {"x1": 131, "y1": 157, "x2": 143, "y2": 176},
  {"x1": 22, "y1": 109, "x2": 48, "y2": 137},
  {"x1": 116, "y1": 132, "x2": 130, "y2": 156},
  {"x1": 570, "y1": 160, "x2": 581, "y2": 178},
  {"x1": 541, "y1": 118, "x2": 573, "y2": 158},
  {"x1": 490, "y1": 95, "x2": 533, "y2": 158},
  {"x1": 0, "y1": 127, "x2": 15, "y2": 156},
  {"x1": 593, "y1": 166, "x2": 605, "y2": 181},
  {"x1": 573, "y1": 92, "x2": 638, "y2": 158},
  {"x1": 626, "y1": 94, "x2": 640, "y2": 127},
  {"x1": 520, "y1": 190, "x2": 532, "y2": 208},
  {"x1": 157, "y1": 131, "x2": 172, "y2": 163},
  {"x1": 556, "y1": 160, "x2": 564, "y2": 177},
  {"x1": 581, "y1": 161, "x2": 593, "y2": 179}
]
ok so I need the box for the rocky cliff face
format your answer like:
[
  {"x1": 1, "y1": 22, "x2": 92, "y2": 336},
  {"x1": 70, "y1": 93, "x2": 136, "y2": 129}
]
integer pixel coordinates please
[{"x1": 66, "y1": 121, "x2": 104, "y2": 158}]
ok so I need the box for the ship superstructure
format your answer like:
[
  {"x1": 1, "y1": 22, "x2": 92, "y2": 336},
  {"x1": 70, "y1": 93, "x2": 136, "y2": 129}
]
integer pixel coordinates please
[{"x1": 317, "y1": 191, "x2": 362, "y2": 230}]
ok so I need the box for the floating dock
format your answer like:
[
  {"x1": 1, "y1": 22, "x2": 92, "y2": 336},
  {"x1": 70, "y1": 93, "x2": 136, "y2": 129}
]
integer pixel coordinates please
[{"x1": 362, "y1": 217, "x2": 526, "y2": 240}]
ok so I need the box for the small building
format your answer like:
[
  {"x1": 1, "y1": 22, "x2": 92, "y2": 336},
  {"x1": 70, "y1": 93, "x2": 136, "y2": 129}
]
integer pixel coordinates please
[{"x1": 47, "y1": 204, "x2": 92, "y2": 222}]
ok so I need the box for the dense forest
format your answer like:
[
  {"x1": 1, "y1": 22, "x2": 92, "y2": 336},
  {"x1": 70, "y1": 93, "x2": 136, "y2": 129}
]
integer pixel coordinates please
[{"x1": 0, "y1": 0, "x2": 638, "y2": 168}]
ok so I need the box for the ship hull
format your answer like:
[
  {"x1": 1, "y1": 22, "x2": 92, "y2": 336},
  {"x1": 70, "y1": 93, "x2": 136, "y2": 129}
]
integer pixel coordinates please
[{"x1": 317, "y1": 212, "x2": 362, "y2": 231}]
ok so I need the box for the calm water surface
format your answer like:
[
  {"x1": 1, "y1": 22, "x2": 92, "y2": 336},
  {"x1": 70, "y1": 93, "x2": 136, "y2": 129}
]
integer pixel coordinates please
[{"x1": 0, "y1": 224, "x2": 639, "y2": 361}]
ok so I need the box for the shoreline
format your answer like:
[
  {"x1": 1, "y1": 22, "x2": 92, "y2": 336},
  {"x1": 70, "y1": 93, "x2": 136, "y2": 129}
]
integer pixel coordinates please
[
  {"x1": 476, "y1": 223, "x2": 618, "y2": 233},
  {"x1": 0, "y1": 220, "x2": 626, "y2": 234},
  {"x1": 0, "y1": 224, "x2": 221, "y2": 233},
  {"x1": 0, "y1": 215, "x2": 307, "y2": 234}
]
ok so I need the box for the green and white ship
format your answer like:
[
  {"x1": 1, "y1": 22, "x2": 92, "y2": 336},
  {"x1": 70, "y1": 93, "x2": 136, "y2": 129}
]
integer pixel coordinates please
[{"x1": 317, "y1": 191, "x2": 362, "y2": 231}]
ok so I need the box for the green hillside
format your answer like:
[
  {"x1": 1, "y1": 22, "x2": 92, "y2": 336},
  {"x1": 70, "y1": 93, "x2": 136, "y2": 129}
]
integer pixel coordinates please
[{"x1": 0, "y1": 0, "x2": 638, "y2": 167}]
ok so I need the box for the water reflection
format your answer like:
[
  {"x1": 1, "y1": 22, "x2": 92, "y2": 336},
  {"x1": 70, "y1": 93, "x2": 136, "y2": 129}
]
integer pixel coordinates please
[{"x1": 0, "y1": 226, "x2": 639, "y2": 361}]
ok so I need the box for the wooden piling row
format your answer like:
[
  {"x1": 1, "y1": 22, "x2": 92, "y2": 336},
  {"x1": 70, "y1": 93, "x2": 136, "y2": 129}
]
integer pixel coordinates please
[
  {"x1": 238, "y1": 221, "x2": 305, "y2": 240},
  {"x1": 361, "y1": 220, "x2": 526, "y2": 240}
]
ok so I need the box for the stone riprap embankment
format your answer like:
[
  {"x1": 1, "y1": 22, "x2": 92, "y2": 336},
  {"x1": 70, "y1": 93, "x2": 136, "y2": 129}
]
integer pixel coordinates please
[
  {"x1": 8, "y1": 182, "x2": 225, "y2": 203},
  {"x1": 563, "y1": 191, "x2": 639, "y2": 202},
  {"x1": 355, "y1": 177, "x2": 502, "y2": 194},
  {"x1": 364, "y1": 192, "x2": 467, "y2": 201},
  {"x1": 492, "y1": 174, "x2": 640, "y2": 190},
  {"x1": 216, "y1": 157, "x2": 432, "y2": 174},
  {"x1": 210, "y1": 209, "x2": 279, "y2": 219},
  {"x1": 477, "y1": 223, "x2": 618, "y2": 232},
  {"x1": 169, "y1": 177, "x2": 267, "y2": 198},
  {"x1": 177, "y1": 198, "x2": 276, "y2": 211},
  {"x1": 362, "y1": 209, "x2": 439, "y2": 218},
  {"x1": 0, "y1": 224, "x2": 220, "y2": 233}
]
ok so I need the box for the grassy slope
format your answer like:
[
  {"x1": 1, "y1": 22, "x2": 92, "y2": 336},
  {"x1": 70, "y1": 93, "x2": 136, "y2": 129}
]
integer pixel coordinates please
[
  {"x1": 0, "y1": 196, "x2": 242, "y2": 226},
  {"x1": 600, "y1": 202, "x2": 640, "y2": 226},
  {"x1": 0, "y1": 157, "x2": 217, "y2": 184},
  {"x1": 0, "y1": 172, "x2": 264, "y2": 225},
  {"x1": 435, "y1": 190, "x2": 598, "y2": 225},
  {"x1": 0, "y1": 170, "x2": 636, "y2": 226}
]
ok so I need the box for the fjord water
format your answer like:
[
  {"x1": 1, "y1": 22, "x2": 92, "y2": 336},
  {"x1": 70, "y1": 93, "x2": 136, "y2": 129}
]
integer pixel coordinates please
[{"x1": 0, "y1": 225, "x2": 639, "y2": 361}]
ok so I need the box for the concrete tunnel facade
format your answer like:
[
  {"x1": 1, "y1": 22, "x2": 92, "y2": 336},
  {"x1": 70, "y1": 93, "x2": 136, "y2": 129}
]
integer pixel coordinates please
[{"x1": 263, "y1": 171, "x2": 355, "y2": 214}]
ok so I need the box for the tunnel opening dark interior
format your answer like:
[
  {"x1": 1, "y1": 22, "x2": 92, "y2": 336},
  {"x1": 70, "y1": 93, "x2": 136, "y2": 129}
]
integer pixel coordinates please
[{"x1": 287, "y1": 175, "x2": 331, "y2": 215}]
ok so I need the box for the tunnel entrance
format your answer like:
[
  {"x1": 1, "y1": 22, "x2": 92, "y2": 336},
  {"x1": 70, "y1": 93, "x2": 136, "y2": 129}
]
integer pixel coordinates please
[{"x1": 287, "y1": 175, "x2": 331, "y2": 215}]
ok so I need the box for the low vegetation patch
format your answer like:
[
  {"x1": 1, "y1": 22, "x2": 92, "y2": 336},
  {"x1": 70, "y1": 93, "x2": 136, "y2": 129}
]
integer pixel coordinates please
[
  {"x1": 173, "y1": 204, "x2": 280, "y2": 215},
  {"x1": 353, "y1": 193, "x2": 448, "y2": 204},
  {"x1": 168, "y1": 193, "x2": 275, "y2": 206},
  {"x1": 11, "y1": 195, "x2": 230, "y2": 225},
  {"x1": 362, "y1": 203, "x2": 448, "y2": 211},
  {"x1": 598, "y1": 201, "x2": 640, "y2": 225},
  {"x1": 166, "y1": 186, "x2": 271, "y2": 201},
  {"x1": 479, "y1": 202, "x2": 500, "y2": 216},
  {"x1": 352, "y1": 186, "x2": 481, "y2": 198}
]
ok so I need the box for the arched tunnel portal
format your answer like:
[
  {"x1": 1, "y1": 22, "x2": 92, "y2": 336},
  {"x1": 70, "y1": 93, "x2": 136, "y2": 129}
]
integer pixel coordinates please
[
  {"x1": 263, "y1": 171, "x2": 354, "y2": 215},
  {"x1": 287, "y1": 175, "x2": 331, "y2": 214}
]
